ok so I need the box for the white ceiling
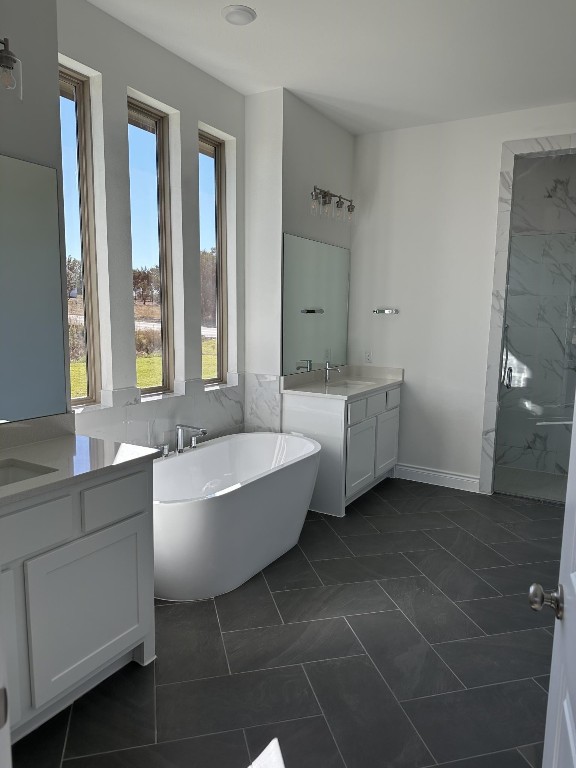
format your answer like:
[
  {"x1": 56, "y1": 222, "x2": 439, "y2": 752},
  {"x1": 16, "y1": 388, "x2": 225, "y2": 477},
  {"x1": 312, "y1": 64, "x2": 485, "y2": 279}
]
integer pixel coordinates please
[{"x1": 87, "y1": 0, "x2": 576, "y2": 135}]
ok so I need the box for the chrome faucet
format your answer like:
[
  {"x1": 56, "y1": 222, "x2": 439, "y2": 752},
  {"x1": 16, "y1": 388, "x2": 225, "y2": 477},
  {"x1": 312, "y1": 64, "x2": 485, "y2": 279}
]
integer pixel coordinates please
[
  {"x1": 296, "y1": 359, "x2": 313, "y2": 372},
  {"x1": 324, "y1": 361, "x2": 341, "y2": 384},
  {"x1": 175, "y1": 424, "x2": 208, "y2": 453}
]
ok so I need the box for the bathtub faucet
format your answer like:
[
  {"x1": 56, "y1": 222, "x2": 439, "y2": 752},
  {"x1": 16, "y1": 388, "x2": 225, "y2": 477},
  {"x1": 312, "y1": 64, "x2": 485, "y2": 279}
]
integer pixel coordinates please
[{"x1": 176, "y1": 424, "x2": 208, "y2": 452}]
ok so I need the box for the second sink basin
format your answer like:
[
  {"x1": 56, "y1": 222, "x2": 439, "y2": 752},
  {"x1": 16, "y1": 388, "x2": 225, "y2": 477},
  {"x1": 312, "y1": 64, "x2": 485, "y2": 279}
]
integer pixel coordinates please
[
  {"x1": 326, "y1": 380, "x2": 376, "y2": 391},
  {"x1": 0, "y1": 459, "x2": 57, "y2": 487}
]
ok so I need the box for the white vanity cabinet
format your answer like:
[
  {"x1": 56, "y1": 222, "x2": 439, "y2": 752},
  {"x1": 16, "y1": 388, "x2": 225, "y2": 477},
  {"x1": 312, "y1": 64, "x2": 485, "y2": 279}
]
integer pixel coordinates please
[
  {"x1": 0, "y1": 452, "x2": 156, "y2": 742},
  {"x1": 282, "y1": 383, "x2": 401, "y2": 516}
]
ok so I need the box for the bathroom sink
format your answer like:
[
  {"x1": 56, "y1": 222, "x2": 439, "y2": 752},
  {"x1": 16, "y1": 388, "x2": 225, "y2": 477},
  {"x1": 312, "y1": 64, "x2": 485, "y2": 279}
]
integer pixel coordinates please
[
  {"x1": 0, "y1": 459, "x2": 57, "y2": 488},
  {"x1": 326, "y1": 380, "x2": 376, "y2": 391}
]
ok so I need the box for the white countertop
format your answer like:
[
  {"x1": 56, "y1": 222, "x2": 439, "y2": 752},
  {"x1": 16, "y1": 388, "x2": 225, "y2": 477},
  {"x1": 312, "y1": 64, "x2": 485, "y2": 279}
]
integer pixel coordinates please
[
  {"x1": 281, "y1": 376, "x2": 403, "y2": 401},
  {"x1": 0, "y1": 434, "x2": 159, "y2": 506}
]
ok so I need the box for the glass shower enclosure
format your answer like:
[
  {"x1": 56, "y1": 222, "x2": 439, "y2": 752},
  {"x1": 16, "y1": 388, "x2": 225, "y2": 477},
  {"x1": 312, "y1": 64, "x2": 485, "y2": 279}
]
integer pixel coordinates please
[{"x1": 494, "y1": 151, "x2": 576, "y2": 502}]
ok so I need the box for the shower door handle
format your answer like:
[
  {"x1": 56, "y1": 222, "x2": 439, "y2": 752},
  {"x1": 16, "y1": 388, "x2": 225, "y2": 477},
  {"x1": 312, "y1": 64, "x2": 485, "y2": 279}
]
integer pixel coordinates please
[{"x1": 505, "y1": 367, "x2": 513, "y2": 389}]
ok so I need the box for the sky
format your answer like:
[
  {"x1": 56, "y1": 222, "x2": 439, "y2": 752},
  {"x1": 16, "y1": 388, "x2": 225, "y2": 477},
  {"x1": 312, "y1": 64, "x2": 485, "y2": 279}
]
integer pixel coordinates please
[{"x1": 60, "y1": 95, "x2": 217, "y2": 271}]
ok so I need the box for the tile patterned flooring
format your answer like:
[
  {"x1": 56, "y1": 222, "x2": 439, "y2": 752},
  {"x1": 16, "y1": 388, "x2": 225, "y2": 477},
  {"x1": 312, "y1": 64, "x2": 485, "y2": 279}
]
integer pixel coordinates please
[{"x1": 13, "y1": 478, "x2": 563, "y2": 768}]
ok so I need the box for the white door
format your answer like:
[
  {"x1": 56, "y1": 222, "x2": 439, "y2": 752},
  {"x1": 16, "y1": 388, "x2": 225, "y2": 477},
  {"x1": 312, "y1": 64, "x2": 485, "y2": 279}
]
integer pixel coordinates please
[
  {"x1": 540, "y1": 420, "x2": 576, "y2": 767},
  {"x1": 0, "y1": 585, "x2": 13, "y2": 767}
]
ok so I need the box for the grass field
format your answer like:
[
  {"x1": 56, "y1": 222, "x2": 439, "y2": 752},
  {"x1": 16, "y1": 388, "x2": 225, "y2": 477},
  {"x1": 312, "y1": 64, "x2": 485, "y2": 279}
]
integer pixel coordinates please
[{"x1": 70, "y1": 338, "x2": 217, "y2": 399}]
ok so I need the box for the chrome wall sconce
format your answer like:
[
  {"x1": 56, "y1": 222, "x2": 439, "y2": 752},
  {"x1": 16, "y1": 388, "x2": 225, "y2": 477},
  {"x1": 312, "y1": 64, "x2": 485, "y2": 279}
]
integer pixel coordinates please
[
  {"x1": 310, "y1": 186, "x2": 355, "y2": 222},
  {"x1": 0, "y1": 37, "x2": 22, "y2": 100}
]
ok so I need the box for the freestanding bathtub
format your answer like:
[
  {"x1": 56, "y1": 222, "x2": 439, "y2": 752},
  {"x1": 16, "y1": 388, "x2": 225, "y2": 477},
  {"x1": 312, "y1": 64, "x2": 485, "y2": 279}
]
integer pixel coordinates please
[{"x1": 153, "y1": 432, "x2": 321, "y2": 600}]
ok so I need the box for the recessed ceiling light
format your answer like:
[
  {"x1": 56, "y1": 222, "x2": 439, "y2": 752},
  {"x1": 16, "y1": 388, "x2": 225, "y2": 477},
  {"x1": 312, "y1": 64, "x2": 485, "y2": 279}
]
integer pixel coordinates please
[{"x1": 221, "y1": 5, "x2": 257, "y2": 25}]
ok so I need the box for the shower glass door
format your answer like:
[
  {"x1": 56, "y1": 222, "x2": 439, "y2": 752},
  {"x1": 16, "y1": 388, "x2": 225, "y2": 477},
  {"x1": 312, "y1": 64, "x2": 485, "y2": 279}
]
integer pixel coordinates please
[{"x1": 494, "y1": 152, "x2": 576, "y2": 502}]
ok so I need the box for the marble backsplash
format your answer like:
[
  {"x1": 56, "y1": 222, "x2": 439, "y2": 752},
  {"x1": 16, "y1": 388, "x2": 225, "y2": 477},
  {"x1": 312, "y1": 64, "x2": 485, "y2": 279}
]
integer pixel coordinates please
[
  {"x1": 75, "y1": 377, "x2": 244, "y2": 451},
  {"x1": 244, "y1": 373, "x2": 282, "y2": 432}
]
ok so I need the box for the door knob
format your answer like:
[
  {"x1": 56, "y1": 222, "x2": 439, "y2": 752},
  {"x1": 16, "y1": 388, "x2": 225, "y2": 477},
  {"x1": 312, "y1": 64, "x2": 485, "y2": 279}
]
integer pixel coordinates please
[{"x1": 529, "y1": 583, "x2": 564, "y2": 620}]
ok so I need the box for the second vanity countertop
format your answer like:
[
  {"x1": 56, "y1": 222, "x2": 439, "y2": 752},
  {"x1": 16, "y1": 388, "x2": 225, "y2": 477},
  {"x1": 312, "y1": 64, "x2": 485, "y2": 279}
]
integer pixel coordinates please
[
  {"x1": 281, "y1": 365, "x2": 404, "y2": 402},
  {"x1": 0, "y1": 434, "x2": 159, "y2": 508}
]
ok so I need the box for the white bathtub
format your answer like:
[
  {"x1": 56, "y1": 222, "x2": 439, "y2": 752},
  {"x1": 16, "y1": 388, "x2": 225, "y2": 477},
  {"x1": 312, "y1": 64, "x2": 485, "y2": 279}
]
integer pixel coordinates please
[{"x1": 153, "y1": 432, "x2": 321, "y2": 600}]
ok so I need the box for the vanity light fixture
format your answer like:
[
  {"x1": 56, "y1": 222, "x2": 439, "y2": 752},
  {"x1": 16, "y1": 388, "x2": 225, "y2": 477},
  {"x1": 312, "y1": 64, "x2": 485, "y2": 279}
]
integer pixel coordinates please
[
  {"x1": 310, "y1": 186, "x2": 355, "y2": 223},
  {"x1": 221, "y1": 5, "x2": 257, "y2": 25},
  {"x1": 0, "y1": 37, "x2": 22, "y2": 100}
]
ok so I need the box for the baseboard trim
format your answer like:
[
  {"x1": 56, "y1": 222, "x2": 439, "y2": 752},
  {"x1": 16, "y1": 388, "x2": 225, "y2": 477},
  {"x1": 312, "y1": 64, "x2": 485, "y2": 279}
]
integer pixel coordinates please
[{"x1": 395, "y1": 464, "x2": 480, "y2": 494}]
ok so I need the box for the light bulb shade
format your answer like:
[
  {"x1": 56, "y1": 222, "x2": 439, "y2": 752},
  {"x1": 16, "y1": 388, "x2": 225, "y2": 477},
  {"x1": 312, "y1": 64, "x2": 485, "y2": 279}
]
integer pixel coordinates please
[
  {"x1": 0, "y1": 65, "x2": 16, "y2": 90},
  {"x1": 0, "y1": 39, "x2": 22, "y2": 99}
]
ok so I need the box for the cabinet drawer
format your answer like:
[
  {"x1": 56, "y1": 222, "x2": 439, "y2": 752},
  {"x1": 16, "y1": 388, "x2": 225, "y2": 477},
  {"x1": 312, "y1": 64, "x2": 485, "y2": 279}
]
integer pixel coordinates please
[
  {"x1": 82, "y1": 472, "x2": 149, "y2": 533},
  {"x1": 366, "y1": 391, "x2": 387, "y2": 417},
  {"x1": 0, "y1": 496, "x2": 74, "y2": 564},
  {"x1": 386, "y1": 387, "x2": 401, "y2": 410},
  {"x1": 347, "y1": 399, "x2": 367, "y2": 425}
]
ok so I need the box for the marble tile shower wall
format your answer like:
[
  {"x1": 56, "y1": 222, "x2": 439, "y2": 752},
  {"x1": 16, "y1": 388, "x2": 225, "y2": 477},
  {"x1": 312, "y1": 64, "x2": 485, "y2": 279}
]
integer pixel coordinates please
[
  {"x1": 244, "y1": 373, "x2": 282, "y2": 432},
  {"x1": 75, "y1": 378, "x2": 245, "y2": 451},
  {"x1": 495, "y1": 152, "x2": 576, "y2": 478}
]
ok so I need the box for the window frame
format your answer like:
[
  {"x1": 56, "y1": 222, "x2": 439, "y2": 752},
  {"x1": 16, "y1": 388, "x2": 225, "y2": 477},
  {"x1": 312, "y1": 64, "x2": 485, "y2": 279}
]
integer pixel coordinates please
[
  {"x1": 127, "y1": 97, "x2": 174, "y2": 395},
  {"x1": 199, "y1": 131, "x2": 227, "y2": 385},
  {"x1": 59, "y1": 66, "x2": 100, "y2": 405}
]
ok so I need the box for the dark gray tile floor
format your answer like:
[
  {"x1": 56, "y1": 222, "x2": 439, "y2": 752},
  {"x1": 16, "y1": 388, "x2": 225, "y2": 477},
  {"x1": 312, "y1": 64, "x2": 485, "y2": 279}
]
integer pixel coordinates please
[{"x1": 13, "y1": 479, "x2": 562, "y2": 768}]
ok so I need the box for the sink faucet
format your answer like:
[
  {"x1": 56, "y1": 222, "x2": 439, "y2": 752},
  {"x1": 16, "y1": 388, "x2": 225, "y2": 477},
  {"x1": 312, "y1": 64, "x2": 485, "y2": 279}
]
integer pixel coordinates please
[
  {"x1": 324, "y1": 361, "x2": 341, "y2": 384},
  {"x1": 296, "y1": 359, "x2": 313, "y2": 372},
  {"x1": 175, "y1": 424, "x2": 208, "y2": 453}
]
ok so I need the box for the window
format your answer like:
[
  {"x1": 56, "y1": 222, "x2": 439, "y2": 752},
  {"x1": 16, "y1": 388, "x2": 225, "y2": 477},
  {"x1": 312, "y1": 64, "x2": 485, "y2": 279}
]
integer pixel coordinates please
[
  {"x1": 59, "y1": 68, "x2": 99, "y2": 403},
  {"x1": 127, "y1": 99, "x2": 172, "y2": 393},
  {"x1": 199, "y1": 132, "x2": 227, "y2": 383}
]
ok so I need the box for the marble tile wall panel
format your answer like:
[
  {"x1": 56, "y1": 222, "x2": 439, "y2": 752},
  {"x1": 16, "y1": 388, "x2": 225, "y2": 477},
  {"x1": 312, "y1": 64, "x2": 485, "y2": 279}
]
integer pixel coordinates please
[
  {"x1": 75, "y1": 403, "x2": 129, "y2": 443},
  {"x1": 244, "y1": 373, "x2": 281, "y2": 432},
  {"x1": 556, "y1": 451, "x2": 570, "y2": 475},
  {"x1": 539, "y1": 296, "x2": 570, "y2": 336},
  {"x1": 511, "y1": 154, "x2": 576, "y2": 235},
  {"x1": 483, "y1": 291, "x2": 506, "y2": 405},
  {"x1": 497, "y1": 409, "x2": 557, "y2": 453},
  {"x1": 500, "y1": 135, "x2": 575, "y2": 175},
  {"x1": 495, "y1": 444, "x2": 556, "y2": 473},
  {"x1": 480, "y1": 135, "x2": 575, "y2": 493},
  {"x1": 76, "y1": 377, "x2": 245, "y2": 451},
  {"x1": 480, "y1": 400, "x2": 498, "y2": 494},
  {"x1": 507, "y1": 236, "x2": 542, "y2": 297}
]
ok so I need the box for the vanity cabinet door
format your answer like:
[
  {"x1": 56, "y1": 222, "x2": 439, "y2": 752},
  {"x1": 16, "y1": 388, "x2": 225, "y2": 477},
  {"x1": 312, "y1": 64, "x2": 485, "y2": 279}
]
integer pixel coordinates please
[
  {"x1": 25, "y1": 514, "x2": 153, "y2": 708},
  {"x1": 346, "y1": 417, "x2": 377, "y2": 497},
  {"x1": 0, "y1": 570, "x2": 20, "y2": 729},
  {"x1": 0, "y1": 586, "x2": 12, "y2": 767},
  {"x1": 375, "y1": 409, "x2": 400, "y2": 476}
]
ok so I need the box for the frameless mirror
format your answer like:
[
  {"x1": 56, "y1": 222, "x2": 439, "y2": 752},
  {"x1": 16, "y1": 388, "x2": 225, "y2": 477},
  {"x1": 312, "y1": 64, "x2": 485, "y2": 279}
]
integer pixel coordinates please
[
  {"x1": 282, "y1": 233, "x2": 350, "y2": 375},
  {"x1": 0, "y1": 154, "x2": 67, "y2": 422}
]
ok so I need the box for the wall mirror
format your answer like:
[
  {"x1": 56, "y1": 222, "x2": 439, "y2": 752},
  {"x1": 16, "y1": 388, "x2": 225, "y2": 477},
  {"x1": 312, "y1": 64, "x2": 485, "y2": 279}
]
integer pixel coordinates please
[
  {"x1": 0, "y1": 154, "x2": 67, "y2": 422},
  {"x1": 282, "y1": 233, "x2": 350, "y2": 375}
]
